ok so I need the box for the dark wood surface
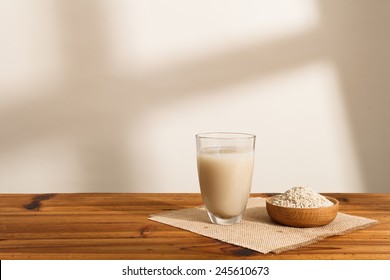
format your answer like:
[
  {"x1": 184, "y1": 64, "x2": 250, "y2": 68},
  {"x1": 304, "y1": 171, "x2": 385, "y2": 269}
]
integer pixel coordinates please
[{"x1": 0, "y1": 193, "x2": 389, "y2": 259}]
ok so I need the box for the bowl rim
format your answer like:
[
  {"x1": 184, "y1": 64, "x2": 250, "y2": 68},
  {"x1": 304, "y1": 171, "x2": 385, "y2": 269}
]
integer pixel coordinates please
[{"x1": 266, "y1": 195, "x2": 339, "y2": 210}]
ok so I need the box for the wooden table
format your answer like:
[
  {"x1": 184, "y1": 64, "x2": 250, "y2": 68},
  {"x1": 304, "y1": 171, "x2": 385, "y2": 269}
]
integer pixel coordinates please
[{"x1": 0, "y1": 193, "x2": 389, "y2": 260}]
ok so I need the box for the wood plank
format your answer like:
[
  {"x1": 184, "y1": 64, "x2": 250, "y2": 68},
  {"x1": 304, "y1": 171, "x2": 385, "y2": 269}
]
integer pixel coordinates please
[{"x1": 0, "y1": 193, "x2": 389, "y2": 260}]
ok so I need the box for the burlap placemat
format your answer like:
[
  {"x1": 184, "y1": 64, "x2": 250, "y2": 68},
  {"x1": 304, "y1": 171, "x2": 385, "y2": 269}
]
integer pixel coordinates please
[{"x1": 149, "y1": 197, "x2": 378, "y2": 254}]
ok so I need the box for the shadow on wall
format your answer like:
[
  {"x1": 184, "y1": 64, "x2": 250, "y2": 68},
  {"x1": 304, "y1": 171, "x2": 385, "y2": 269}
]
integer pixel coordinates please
[
  {"x1": 0, "y1": 0, "x2": 388, "y2": 192},
  {"x1": 319, "y1": 1, "x2": 390, "y2": 193}
]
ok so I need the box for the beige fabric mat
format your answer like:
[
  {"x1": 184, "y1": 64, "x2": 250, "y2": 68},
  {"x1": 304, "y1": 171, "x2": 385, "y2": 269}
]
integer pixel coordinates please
[{"x1": 149, "y1": 197, "x2": 378, "y2": 254}]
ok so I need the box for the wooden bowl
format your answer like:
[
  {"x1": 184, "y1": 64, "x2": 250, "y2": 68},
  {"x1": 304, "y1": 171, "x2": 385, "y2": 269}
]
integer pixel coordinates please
[{"x1": 266, "y1": 196, "x2": 339, "y2": 227}]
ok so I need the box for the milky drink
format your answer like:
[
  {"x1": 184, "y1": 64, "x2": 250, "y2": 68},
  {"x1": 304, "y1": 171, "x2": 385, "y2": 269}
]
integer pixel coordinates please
[{"x1": 197, "y1": 147, "x2": 254, "y2": 219}]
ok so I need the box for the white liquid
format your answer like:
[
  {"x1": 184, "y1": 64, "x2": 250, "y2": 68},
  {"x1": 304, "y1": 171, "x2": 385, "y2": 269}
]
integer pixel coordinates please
[{"x1": 197, "y1": 147, "x2": 254, "y2": 219}]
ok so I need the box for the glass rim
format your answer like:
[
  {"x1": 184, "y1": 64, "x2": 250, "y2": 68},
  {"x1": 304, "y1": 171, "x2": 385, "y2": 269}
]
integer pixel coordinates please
[{"x1": 195, "y1": 132, "x2": 256, "y2": 140}]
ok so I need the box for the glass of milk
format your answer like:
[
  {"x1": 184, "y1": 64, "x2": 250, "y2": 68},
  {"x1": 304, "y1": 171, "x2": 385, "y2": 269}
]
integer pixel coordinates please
[{"x1": 196, "y1": 132, "x2": 256, "y2": 225}]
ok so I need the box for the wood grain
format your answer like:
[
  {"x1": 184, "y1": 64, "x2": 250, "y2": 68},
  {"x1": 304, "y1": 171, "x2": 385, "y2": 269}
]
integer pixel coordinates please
[{"x1": 0, "y1": 193, "x2": 389, "y2": 260}]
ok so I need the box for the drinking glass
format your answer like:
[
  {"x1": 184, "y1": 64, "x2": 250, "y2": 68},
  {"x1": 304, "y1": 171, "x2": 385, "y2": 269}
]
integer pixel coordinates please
[{"x1": 196, "y1": 132, "x2": 256, "y2": 225}]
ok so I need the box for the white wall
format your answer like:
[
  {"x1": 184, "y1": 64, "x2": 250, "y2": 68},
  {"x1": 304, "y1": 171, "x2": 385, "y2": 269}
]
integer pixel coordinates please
[{"x1": 0, "y1": 0, "x2": 389, "y2": 193}]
